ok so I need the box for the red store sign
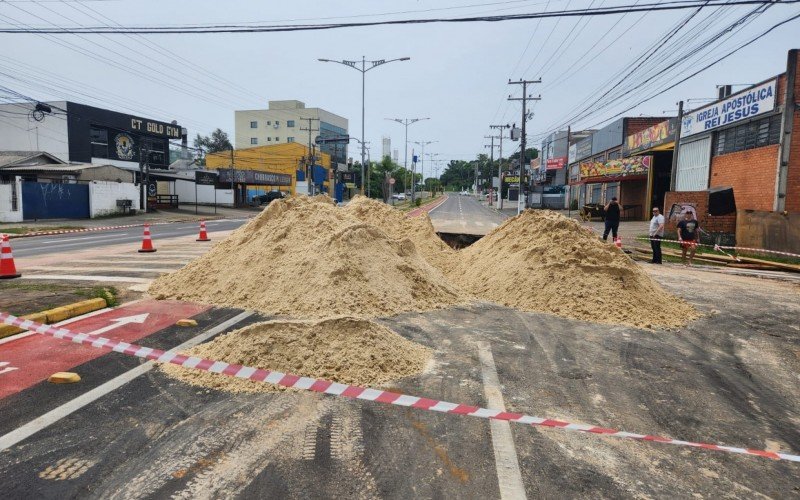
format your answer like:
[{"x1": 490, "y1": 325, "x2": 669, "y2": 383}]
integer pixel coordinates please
[{"x1": 546, "y1": 157, "x2": 567, "y2": 170}]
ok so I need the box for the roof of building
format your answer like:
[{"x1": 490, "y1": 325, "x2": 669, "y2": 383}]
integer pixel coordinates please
[
  {"x1": 1, "y1": 163, "x2": 130, "y2": 173},
  {"x1": 0, "y1": 151, "x2": 65, "y2": 168}
]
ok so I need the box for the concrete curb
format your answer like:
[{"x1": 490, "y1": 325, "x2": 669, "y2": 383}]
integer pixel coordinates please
[{"x1": 0, "y1": 297, "x2": 107, "y2": 339}]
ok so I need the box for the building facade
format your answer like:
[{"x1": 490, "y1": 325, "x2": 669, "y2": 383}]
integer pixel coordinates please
[
  {"x1": 234, "y1": 100, "x2": 348, "y2": 166},
  {"x1": 382, "y1": 136, "x2": 392, "y2": 159},
  {"x1": 0, "y1": 101, "x2": 183, "y2": 171},
  {"x1": 568, "y1": 117, "x2": 666, "y2": 219}
]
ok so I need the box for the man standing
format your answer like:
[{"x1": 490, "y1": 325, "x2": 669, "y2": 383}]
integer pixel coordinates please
[
  {"x1": 649, "y1": 207, "x2": 665, "y2": 264},
  {"x1": 676, "y1": 211, "x2": 700, "y2": 266},
  {"x1": 603, "y1": 196, "x2": 621, "y2": 241}
]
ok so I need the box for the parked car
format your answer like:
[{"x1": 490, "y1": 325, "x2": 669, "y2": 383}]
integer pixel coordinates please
[
  {"x1": 397, "y1": 193, "x2": 406, "y2": 200},
  {"x1": 253, "y1": 191, "x2": 286, "y2": 206}
]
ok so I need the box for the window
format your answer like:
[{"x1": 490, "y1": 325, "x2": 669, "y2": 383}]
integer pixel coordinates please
[
  {"x1": 605, "y1": 182, "x2": 619, "y2": 202},
  {"x1": 287, "y1": 120, "x2": 295, "y2": 127},
  {"x1": 608, "y1": 149, "x2": 621, "y2": 160},
  {"x1": 287, "y1": 137, "x2": 295, "y2": 143},
  {"x1": 90, "y1": 127, "x2": 108, "y2": 158},
  {"x1": 250, "y1": 121, "x2": 258, "y2": 129},
  {"x1": 275, "y1": 136, "x2": 279, "y2": 141},
  {"x1": 592, "y1": 155, "x2": 604, "y2": 163},
  {"x1": 250, "y1": 137, "x2": 258, "y2": 145},
  {"x1": 713, "y1": 114, "x2": 781, "y2": 156},
  {"x1": 267, "y1": 137, "x2": 272, "y2": 142},
  {"x1": 590, "y1": 184, "x2": 602, "y2": 203},
  {"x1": 266, "y1": 121, "x2": 271, "y2": 125}
]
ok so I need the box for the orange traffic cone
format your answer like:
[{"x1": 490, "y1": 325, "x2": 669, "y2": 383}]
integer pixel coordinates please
[
  {"x1": 196, "y1": 220, "x2": 210, "y2": 242},
  {"x1": 138, "y1": 224, "x2": 157, "y2": 253},
  {"x1": 614, "y1": 237, "x2": 622, "y2": 249},
  {"x1": 0, "y1": 234, "x2": 21, "y2": 279}
]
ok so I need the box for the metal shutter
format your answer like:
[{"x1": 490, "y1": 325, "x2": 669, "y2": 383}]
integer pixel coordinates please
[{"x1": 675, "y1": 136, "x2": 711, "y2": 191}]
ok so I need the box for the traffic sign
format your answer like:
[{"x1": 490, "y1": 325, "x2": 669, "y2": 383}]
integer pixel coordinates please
[
  {"x1": 315, "y1": 135, "x2": 351, "y2": 145},
  {"x1": 389, "y1": 178, "x2": 395, "y2": 185}
]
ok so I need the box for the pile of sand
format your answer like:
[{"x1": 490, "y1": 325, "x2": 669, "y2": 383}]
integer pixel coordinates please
[
  {"x1": 149, "y1": 196, "x2": 464, "y2": 318},
  {"x1": 161, "y1": 317, "x2": 432, "y2": 393},
  {"x1": 346, "y1": 196, "x2": 455, "y2": 272},
  {"x1": 448, "y1": 210, "x2": 698, "y2": 328}
]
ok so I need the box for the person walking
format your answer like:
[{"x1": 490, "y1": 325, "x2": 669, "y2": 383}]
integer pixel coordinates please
[
  {"x1": 649, "y1": 206, "x2": 665, "y2": 264},
  {"x1": 676, "y1": 211, "x2": 700, "y2": 266},
  {"x1": 602, "y1": 196, "x2": 621, "y2": 241}
]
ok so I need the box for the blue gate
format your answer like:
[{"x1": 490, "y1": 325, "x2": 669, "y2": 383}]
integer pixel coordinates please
[{"x1": 22, "y1": 182, "x2": 90, "y2": 220}]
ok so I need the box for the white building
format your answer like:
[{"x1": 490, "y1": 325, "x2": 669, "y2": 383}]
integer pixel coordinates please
[
  {"x1": 235, "y1": 100, "x2": 348, "y2": 165},
  {"x1": 382, "y1": 136, "x2": 391, "y2": 159},
  {"x1": 392, "y1": 149, "x2": 399, "y2": 163}
]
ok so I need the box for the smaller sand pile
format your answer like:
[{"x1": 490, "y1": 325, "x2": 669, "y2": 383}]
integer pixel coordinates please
[
  {"x1": 161, "y1": 317, "x2": 432, "y2": 393},
  {"x1": 449, "y1": 210, "x2": 698, "y2": 328},
  {"x1": 148, "y1": 196, "x2": 464, "y2": 317},
  {"x1": 345, "y1": 196, "x2": 455, "y2": 272}
]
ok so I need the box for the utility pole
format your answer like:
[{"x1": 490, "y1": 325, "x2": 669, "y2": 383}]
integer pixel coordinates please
[
  {"x1": 386, "y1": 117, "x2": 430, "y2": 203},
  {"x1": 484, "y1": 135, "x2": 500, "y2": 206},
  {"x1": 669, "y1": 100, "x2": 684, "y2": 193},
  {"x1": 509, "y1": 79, "x2": 541, "y2": 214},
  {"x1": 301, "y1": 117, "x2": 320, "y2": 196},
  {"x1": 490, "y1": 124, "x2": 510, "y2": 209}
]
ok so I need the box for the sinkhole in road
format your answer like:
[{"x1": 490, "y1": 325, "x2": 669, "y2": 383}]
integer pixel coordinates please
[{"x1": 437, "y1": 232, "x2": 482, "y2": 250}]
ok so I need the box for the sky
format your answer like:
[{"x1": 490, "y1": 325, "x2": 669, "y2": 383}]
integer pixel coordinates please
[{"x1": 0, "y1": 0, "x2": 798, "y2": 176}]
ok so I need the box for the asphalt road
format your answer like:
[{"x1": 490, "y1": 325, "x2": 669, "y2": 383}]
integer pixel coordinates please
[
  {"x1": 428, "y1": 194, "x2": 506, "y2": 236},
  {"x1": 8, "y1": 219, "x2": 248, "y2": 258},
  {"x1": 1, "y1": 267, "x2": 798, "y2": 498}
]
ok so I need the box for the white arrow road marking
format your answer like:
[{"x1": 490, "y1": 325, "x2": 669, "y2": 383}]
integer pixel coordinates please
[
  {"x1": 87, "y1": 313, "x2": 149, "y2": 336},
  {"x1": 0, "y1": 361, "x2": 19, "y2": 376}
]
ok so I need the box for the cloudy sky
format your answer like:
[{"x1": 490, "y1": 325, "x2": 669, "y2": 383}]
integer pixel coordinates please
[{"x1": 0, "y1": 0, "x2": 798, "y2": 173}]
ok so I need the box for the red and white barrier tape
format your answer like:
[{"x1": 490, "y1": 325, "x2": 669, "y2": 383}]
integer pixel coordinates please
[
  {"x1": 1, "y1": 311, "x2": 797, "y2": 463},
  {"x1": 633, "y1": 236, "x2": 800, "y2": 259},
  {"x1": 5, "y1": 219, "x2": 223, "y2": 239}
]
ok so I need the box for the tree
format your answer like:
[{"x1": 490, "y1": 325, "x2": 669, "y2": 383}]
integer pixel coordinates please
[{"x1": 193, "y1": 128, "x2": 233, "y2": 165}]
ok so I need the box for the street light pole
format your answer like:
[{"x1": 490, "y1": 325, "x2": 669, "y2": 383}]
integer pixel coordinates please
[
  {"x1": 414, "y1": 140, "x2": 437, "y2": 196},
  {"x1": 386, "y1": 117, "x2": 429, "y2": 203},
  {"x1": 318, "y1": 56, "x2": 410, "y2": 196}
]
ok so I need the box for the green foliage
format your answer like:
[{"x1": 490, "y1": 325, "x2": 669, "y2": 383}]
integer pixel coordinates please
[
  {"x1": 78, "y1": 286, "x2": 119, "y2": 307},
  {"x1": 570, "y1": 198, "x2": 579, "y2": 210},
  {"x1": 193, "y1": 128, "x2": 233, "y2": 165},
  {"x1": 415, "y1": 198, "x2": 422, "y2": 207}
]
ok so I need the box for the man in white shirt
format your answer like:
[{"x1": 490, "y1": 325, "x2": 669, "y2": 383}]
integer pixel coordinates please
[{"x1": 649, "y1": 207, "x2": 665, "y2": 264}]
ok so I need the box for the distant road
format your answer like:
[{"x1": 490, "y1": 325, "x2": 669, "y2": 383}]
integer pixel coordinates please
[
  {"x1": 428, "y1": 194, "x2": 506, "y2": 235},
  {"x1": 8, "y1": 219, "x2": 248, "y2": 258}
]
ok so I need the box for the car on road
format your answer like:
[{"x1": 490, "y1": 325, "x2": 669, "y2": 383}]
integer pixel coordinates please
[
  {"x1": 253, "y1": 191, "x2": 286, "y2": 206},
  {"x1": 392, "y1": 193, "x2": 406, "y2": 200}
]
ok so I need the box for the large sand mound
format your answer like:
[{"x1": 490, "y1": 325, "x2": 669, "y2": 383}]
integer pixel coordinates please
[
  {"x1": 346, "y1": 196, "x2": 455, "y2": 272},
  {"x1": 149, "y1": 196, "x2": 464, "y2": 317},
  {"x1": 448, "y1": 210, "x2": 698, "y2": 328},
  {"x1": 161, "y1": 317, "x2": 432, "y2": 393}
]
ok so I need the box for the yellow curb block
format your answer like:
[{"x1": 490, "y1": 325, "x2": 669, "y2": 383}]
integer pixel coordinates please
[
  {"x1": 176, "y1": 319, "x2": 198, "y2": 327},
  {"x1": 48, "y1": 372, "x2": 81, "y2": 384},
  {"x1": 0, "y1": 298, "x2": 108, "y2": 340}
]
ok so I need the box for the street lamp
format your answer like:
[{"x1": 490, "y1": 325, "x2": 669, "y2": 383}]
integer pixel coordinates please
[
  {"x1": 386, "y1": 117, "x2": 430, "y2": 202},
  {"x1": 424, "y1": 152, "x2": 439, "y2": 192},
  {"x1": 412, "y1": 142, "x2": 436, "y2": 194},
  {"x1": 318, "y1": 56, "x2": 410, "y2": 196}
]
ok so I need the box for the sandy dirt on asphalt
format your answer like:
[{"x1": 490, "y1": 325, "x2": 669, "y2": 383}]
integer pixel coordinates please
[
  {"x1": 148, "y1": 196, "x2": 465, "y2": 318},
  {"x1": 161, "y1": 316, "x2": 432, "y2": 393},
  {"x1": 447, "y1": 210, "x2": 699, "y2": 328}
]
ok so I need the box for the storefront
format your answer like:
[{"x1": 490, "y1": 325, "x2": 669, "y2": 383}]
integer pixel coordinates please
[{"x1": 623, "y1": 117, "x2": 677, "y2": 213}]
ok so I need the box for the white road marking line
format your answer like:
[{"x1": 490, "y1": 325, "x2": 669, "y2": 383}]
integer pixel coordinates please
[
  {"x1": 37, "y1": 233, "x2": 130, "y2": 244},
  {"x1": 22, "y1": 275, "x2": 152, "y2": 283},
  {"x1": 0, "y1": 311, "x2": 254, "y2": 452},
  {"x1": 477, "y1": 341, "x2": 527, "y2": 500},
  {"x1": 26, "y1": 266, "x2": 178, "y2": 273}
]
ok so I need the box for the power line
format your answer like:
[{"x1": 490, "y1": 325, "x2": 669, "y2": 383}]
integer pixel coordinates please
[{"x1": 0, "y1": 1, "x2": 794, "y2": 33}]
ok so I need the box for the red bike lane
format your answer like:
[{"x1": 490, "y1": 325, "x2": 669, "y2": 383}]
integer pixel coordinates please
[{"x1": 0, "y1": 300, "x2": 209, "y2": 399}]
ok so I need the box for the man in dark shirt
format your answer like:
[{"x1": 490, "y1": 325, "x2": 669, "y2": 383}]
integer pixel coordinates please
[
  {"x1": 676, "y1": 211, "x2": 700, "y2": 266},
  {"x1": 602, "y1": 197, "x2": 620, "y2": 241}
]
